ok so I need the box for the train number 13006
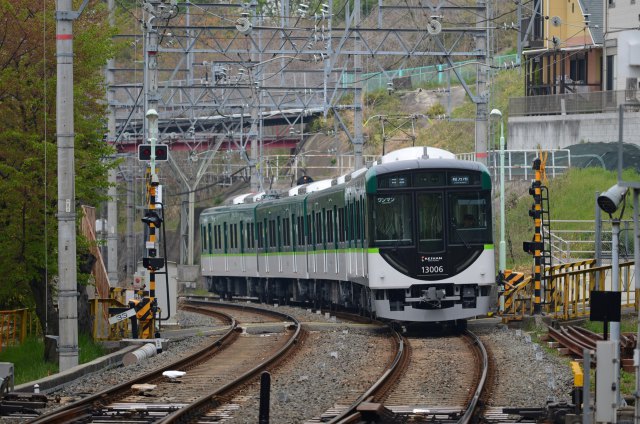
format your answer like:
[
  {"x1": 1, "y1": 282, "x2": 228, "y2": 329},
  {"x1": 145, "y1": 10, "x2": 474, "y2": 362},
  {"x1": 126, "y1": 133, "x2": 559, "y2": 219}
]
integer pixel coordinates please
[{"x1": 421, "y1": 265, "x2": 444, "y2": 274}]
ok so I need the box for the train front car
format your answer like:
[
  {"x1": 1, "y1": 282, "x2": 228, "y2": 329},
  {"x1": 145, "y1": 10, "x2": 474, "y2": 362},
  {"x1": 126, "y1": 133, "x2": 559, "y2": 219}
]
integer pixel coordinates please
[{"x1": 365, "y1": 148, "x2": 496, "y2": 323}]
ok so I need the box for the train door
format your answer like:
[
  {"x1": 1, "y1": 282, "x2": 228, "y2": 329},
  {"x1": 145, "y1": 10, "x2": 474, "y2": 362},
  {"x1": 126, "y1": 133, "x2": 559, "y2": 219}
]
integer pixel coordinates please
[
  {"x1": 207, "y1": 223, "x2": 213, "y2": 273},
  {"x1": 223, "y1": 222, "x2": 229, "y2": 272},
  {"x1": 355, "y1": 199, "x2": 362, "y2": 276},
  {"x1": 257, "y1": 220, "x2": 265, "y2": 273},
  {"x1": 330, "y1": 206, "x2": 338, "y2": 275},
  {"x1": 248, "y1": 221, "x2": 257, "y2": 276},
  {"x1": 314, "y1": 209, "x2": 323, "y2": 275},
  {"x1": 359, "y1": 197, "x2": 366, "y2": 277},
  {"x1": 277, "y1": 216, "x2": 283, "y2": 273},
  {"x1": 337, "y1": 206, "x2": 346, "y2": 279},
  {"x1": 348, "y1": 200, "x2": 354, "y2": 276},
  {"x1": 240, "y1": 221, "x2": 246, "y2": 272},
  {"x1": 292, "y1": 213, "x2": 298, "y2": 274}
]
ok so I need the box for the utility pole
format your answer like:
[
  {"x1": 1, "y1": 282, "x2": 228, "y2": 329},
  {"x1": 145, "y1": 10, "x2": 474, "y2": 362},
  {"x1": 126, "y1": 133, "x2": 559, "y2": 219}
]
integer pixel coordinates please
[
  {"x1": 56, "y1": 0, "x2": 90, "y2": 371},
  {"x1": 106, "y1": 0, "x2": 118, "y2": 285},
  {"x1": 474, "y1": 0, "x2": 489, "y2": 165},
  {"x1": 353, "y1": 0, "x2": 363, "y2": 169}
]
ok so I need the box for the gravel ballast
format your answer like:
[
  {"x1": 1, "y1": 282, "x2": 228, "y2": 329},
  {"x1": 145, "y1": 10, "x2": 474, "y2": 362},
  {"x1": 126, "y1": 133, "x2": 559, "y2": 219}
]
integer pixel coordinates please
[{"x1": 3, "y1": 308, "x2": 575, "y2": 423}]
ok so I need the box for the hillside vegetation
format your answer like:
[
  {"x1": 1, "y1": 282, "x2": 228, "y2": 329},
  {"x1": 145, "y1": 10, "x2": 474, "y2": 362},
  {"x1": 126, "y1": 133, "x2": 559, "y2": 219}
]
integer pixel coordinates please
[{"x1": 506, "y1": 168, "x2": 639, "y2": 270}]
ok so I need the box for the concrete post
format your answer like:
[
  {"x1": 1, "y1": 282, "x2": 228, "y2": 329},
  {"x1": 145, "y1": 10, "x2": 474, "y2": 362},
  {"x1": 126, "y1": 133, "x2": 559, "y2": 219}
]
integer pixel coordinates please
[
  {"x1": 56, "y1": 0, "x2": 79, "y2": 371},
  {"x1": 106, "y1": 0, "x2": 118, "y2": 286}
]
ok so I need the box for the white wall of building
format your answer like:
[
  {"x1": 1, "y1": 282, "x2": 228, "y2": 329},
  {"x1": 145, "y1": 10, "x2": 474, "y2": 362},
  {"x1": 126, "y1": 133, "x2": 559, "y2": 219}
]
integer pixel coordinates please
[{"x1": 509, "y1": 110, "x2": 640, "y2": 150}]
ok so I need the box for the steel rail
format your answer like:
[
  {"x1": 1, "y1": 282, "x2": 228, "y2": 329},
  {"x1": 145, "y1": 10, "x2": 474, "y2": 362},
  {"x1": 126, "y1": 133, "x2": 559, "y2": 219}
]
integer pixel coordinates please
[
  {"x1": 156, "y1": 303, "x2": 302, "y2": 423},
  {"x1": 457, "y1": 329, "x2": 489, "y2": 424},
  {"x1": 328, "y1": 326, "x2": 405, "y2": 424},
  {"x1": 29, "y1": 305, "x2": 236, "y2": 424}
]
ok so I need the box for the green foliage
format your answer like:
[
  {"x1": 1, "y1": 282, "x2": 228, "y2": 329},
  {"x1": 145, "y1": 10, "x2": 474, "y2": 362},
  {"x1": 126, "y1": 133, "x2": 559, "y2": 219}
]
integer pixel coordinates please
[
  {"x1": 0, "y1": 334, "x2": 105, "y2": 384},
  {"x1": 0, "y1": 337, "x2": 58, "y2": 384},
  {"x1": 0, "y1": 1, "x2": 117, "y2": 319},
  {"x1": 427, "y1": 103, "x2": 446, "y2": 117}
]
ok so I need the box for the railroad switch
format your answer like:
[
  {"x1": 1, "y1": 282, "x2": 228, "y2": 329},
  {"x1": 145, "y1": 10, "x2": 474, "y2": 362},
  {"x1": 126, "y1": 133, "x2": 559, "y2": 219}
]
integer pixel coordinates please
[
  {"x1": 0, "y1": 392, "x2": 48, "y2": 416},
  {"x1": 503, "y1": 400, "x2": 577, "y2": 424}
]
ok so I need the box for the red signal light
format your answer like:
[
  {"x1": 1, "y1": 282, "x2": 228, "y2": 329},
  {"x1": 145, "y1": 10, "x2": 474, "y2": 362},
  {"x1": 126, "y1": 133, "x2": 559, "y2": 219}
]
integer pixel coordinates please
[{"x1": 138, "y1": 144, "x2": 168, "y2": 161}]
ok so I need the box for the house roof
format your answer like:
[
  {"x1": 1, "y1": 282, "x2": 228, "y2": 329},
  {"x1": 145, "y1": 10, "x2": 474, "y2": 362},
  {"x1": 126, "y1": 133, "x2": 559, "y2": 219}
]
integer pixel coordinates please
[{"x1": 580, "y1": 0, "x2": 604, "y2": 44}]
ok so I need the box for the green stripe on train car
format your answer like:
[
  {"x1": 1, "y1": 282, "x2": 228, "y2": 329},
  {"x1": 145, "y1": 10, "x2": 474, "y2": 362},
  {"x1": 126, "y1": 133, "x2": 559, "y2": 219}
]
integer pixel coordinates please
[
  {"x1": 481, "y1": 171, "x2": 492, "y2": 190},
  {"x1": 365, "y1": 167, "x2": 378, "y2": 193}
]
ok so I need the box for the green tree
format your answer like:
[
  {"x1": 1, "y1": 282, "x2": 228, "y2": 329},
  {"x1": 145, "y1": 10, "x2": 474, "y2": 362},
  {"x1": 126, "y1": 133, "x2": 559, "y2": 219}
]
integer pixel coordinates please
[{"x1": 0, "y1": 0, "x2": 117, "y2": 362}]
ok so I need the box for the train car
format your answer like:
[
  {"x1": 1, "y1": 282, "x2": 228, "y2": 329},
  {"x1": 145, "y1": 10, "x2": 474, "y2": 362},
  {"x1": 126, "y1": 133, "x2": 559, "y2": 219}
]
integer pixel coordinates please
[{"x1": 200, "y1": 146, "x2": 496, "y2": 324}]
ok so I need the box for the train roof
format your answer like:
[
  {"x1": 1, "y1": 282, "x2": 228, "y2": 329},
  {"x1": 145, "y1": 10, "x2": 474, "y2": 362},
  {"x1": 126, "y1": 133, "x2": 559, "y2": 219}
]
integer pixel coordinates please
[
  {"x1": 216, "y1": 147, "x2": 485, "y2": 209},
  {"x1": 368, "y1": 157, "x2": 488, "y2": 176}
]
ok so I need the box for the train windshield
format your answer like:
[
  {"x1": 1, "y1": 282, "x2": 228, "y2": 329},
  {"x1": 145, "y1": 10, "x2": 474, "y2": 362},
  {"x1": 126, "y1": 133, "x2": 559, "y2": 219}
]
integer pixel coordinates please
[
  {"x1": 417, "y1": 193, "x2": 444, "y2": 252},
  {"x1": 372, "y1": 194, "x2": 413, "y2": 246},
  {"x1": 448, "y1": 191, "x2": 492, "y2": 245}
]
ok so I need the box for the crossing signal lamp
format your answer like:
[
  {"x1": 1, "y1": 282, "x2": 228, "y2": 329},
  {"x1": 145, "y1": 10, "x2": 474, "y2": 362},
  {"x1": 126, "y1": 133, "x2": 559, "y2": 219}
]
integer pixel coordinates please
[{"x1": 138, "y1": 144, "x2": 168, "y2": 161}]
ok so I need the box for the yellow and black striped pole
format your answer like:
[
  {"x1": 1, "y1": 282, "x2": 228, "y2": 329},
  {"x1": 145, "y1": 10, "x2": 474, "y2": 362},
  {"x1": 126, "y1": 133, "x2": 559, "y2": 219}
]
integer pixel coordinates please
[
  {"x1": 523, "y1": 158, "x2": 543, "y2": 314},
  {"x1": 530, "y1": 158, "x2": 542, "y2": 314},
  {"x1": 139, "y1": 168, "x2": 163, "y2": 338},
  {"x1": 137, "y1": 108, "x2": 165, "y2": 339}
]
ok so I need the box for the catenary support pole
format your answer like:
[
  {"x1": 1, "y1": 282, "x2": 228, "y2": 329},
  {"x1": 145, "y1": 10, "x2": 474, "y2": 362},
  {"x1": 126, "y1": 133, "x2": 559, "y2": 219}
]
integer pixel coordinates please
[
  {"x1": 56, "y1": 0, "x2": 80, "y2": 371},
  {"x1": 106, "y1": 0, "x2": 118, "y2": 286},
  {"x1": 633, "y1": 189, "x2": 639, "y2": 424}
]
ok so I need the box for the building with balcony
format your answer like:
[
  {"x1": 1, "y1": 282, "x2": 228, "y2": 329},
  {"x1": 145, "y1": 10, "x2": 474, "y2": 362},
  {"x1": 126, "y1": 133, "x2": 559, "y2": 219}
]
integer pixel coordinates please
[{"x1": 508, "y1": 0, "x2": 640, "y2": 155}]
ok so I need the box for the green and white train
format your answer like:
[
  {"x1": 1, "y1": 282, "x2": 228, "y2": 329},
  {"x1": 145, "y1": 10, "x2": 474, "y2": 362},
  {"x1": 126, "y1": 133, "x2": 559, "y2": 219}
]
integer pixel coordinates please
[{"x1": 200, "y1": 147, "x2": 496, "y2": 323}]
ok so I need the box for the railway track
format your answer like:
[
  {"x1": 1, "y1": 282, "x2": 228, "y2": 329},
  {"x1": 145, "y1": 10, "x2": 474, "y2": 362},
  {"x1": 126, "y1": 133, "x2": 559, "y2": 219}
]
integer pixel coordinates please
[
  {"x1": 29, "y1": 301, "x2": 301, "y2": 423},
  {"x1": 547, "y1": 325, "x2": 637, "y2": 370},
  {"x1": 303, "y1": 328, "x2": 489, "y2": 424}
]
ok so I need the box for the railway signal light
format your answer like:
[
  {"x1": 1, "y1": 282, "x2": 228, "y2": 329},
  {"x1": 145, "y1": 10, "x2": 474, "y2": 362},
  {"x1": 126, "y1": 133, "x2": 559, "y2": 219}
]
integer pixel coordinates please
[
  {"x1": 141, "y1": 210, "x2": 163, "y2": 228},
  {"x1": 138, "y1": 144, "x2": 168, "y2": 161}
]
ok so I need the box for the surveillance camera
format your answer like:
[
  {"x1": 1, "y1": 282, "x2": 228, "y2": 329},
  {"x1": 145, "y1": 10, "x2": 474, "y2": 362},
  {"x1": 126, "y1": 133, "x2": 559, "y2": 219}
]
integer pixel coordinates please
[{"x1": 597, "y1": 184, "x2": 628, "y2": 214}]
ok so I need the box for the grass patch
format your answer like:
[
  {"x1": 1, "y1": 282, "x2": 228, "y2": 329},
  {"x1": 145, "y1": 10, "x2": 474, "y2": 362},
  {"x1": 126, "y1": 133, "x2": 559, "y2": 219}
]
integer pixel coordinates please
[
  {"x1": 506, "y1": 167, "x2": 640, "y2": 270},
  {"x1": 582, "y1": 317, "x2": 638, "y2": 334},
  {"x1": 0, "y1": 334, "x2": 106, "y2": 385}
]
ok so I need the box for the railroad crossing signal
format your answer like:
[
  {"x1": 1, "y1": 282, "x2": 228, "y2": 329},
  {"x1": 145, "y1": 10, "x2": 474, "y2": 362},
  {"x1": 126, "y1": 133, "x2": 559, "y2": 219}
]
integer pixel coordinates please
[{"x1": 138, "y1": 144, "x2": 168, "y2": 161}]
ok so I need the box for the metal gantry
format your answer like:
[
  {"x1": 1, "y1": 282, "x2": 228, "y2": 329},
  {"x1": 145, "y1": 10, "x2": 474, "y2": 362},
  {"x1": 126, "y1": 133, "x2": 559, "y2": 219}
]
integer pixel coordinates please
[{"x1": 106, "y1": 0, "x2": 491, "y2": 277}]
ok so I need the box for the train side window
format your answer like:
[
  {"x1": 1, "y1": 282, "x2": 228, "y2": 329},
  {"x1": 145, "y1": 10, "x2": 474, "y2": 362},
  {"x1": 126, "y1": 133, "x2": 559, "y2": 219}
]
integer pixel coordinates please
[
  {"x1": 277, "y1": 217, "x2": 282, "y2": 249},
  {"x1": 307, "y1": 214, "x2": 313, "y2": 245},
  {"x1": 315, "y1": 212, "x2": 323, "y2": 246},
  {"x1": 326, "y1": 209, "x2": 334, "y2": 244},
  {"x1": 257, "y1": 222, "x2": 264, "y2": 249},
  {"x1": 223, "y1": 222, "x2": 228, "y2": 253},
  {"x1": 249, "y1": 222, "x2": 255, "y2": 249},
  {"x1": 296, "y1": 216, "x2": 303, "y2": 246},
  {"x1": 269, "y1": 219, "x2": 276, "y2": 248},
  {"x1": 338, "y1": 207, "x2": 345, "y2": 242},
  {"x1": 233, "y1": 223, "x2": 238, "y2": 249},
  {"x1": 240, "y1": 221, "x2": 245, "y2": 253},
  {"x1": 360, "y1": 198, "x2": 365, "y2": 244},
  {"x1": 283, "y1": 216, "x2": 291, "y2": 247},
  {"x1": 206, "y1": 223, "x2": 212, "y2": 253},
  {"x1": 355, "y1": 200, "x2": 361, "y2": 245}
]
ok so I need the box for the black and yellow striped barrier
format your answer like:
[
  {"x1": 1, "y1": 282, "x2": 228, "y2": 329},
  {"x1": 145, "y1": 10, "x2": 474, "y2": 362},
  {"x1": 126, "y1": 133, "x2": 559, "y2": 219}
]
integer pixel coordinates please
[{"x1": 498, "y1": 270, "x2": 533, "y2": 322}]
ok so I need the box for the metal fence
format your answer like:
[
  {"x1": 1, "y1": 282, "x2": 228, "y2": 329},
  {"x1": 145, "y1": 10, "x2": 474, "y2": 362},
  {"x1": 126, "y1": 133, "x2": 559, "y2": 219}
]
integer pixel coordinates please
[
  {"x1": 458, "y1": 149, "x2": 571, "y2": 181},
  {"x1": 342, "y1": 54, "x2": 519, "y2": 92},
  {"x1": 509, "y1": 90, "x2": 640, "y2": 117},
  {"x1": 0, "y1": 309, "x2": 40, "y2": 352},
  {"x1": 545, "y1": 219, "x2": 635, "y2": 264}
]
